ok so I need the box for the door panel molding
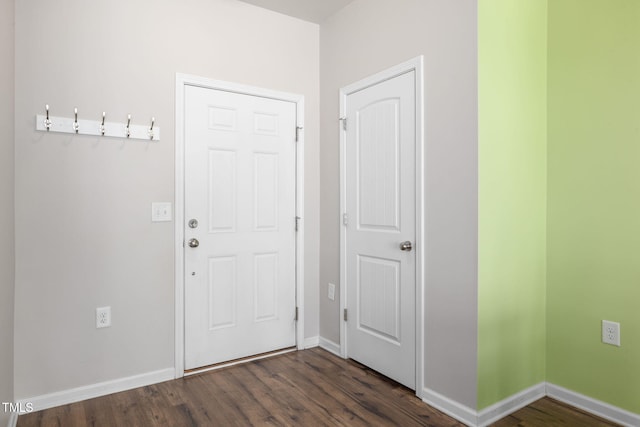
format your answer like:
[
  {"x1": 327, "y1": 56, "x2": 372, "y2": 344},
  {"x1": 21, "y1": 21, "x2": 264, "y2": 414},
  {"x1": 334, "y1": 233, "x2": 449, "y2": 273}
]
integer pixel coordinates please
[
  {"x1": 175, "y1": 74, "x2": 305, "y2": 379},
  {"x1": 339, "y1": 56, "x2": 424, "y2": 397}
]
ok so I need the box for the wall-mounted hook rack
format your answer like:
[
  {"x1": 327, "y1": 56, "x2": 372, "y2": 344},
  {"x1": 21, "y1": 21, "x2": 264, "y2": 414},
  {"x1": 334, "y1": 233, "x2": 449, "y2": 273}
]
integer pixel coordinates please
[{"x1": 35, "y1": 105, "x2": 160, "y2": 141}]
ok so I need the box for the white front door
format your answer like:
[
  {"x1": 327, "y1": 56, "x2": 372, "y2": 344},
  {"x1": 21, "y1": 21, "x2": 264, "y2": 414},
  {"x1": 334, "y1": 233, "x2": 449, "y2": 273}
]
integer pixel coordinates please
[
  {"x1": 184, "y1": 85, "x2": 297, "y2": 370},
  {"x1": 343, "y1": 70, "x2": 417, "y2": 389}
]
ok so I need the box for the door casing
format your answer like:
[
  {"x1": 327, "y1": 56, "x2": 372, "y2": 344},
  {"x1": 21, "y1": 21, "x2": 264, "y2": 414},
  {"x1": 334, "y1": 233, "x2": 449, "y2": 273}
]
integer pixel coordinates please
[
  {"x1": 339, "y1": 56, "x2": 425, "y2": 398},
  {"x1": 174, "y1": 74, "x2": 305, "y2": 379}
]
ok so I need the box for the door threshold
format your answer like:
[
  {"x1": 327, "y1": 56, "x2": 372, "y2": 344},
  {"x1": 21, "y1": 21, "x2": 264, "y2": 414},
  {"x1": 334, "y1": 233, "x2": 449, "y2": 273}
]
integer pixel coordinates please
[{"x1": 184, "y1": 346, "x2": 297, "y2": 376}]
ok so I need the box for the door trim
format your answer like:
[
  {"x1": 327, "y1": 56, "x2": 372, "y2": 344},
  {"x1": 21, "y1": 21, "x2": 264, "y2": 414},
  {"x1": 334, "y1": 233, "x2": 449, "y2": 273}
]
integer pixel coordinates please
[
  {"x1": 174, "y1": 74, "x2": 305, "y2": 379},
  {"x1": 339, "y1": 56, "x2": 424, "y2": 398}
]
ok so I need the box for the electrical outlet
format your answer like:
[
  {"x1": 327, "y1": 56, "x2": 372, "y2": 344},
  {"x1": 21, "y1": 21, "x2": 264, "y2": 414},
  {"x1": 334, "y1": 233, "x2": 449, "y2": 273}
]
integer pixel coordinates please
[
  {"x1": 328, "y1": 283, "x2": 336, "y2": 301},
  {"x1": 602, "y1": 320, "x2": 620, "y2": 346},
  {"x1": 96, "y1": 306, "x2": 111, "y2": 329}
]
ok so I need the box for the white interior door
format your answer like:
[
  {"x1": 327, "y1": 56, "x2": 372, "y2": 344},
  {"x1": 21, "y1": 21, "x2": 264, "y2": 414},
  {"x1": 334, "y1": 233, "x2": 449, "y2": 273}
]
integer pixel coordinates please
[
  {"x1": 184, "y1": 85, "x2": 297, "y2": 370},
  {"x1": 343, "y1": 70, "x2": 416, "y2": 389}
]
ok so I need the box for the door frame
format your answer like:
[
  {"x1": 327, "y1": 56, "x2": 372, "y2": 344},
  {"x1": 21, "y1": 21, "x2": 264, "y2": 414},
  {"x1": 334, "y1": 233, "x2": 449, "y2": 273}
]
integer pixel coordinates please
[
  {"x1": 339, "y1": 56, "x2": 424, "y2": 397},
  {"x1": 174, "y1": 74, "x2": 305, "y2": 379}
]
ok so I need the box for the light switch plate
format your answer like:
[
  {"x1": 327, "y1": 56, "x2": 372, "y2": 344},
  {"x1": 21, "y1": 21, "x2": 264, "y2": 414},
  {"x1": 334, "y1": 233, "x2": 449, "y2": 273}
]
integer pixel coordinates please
[
  {"x1": 151, "y1": 202, "x2": 172, "y2": 222},
  {"x1": 328, "y1": 283, "x2": 336, "y2": 301}
]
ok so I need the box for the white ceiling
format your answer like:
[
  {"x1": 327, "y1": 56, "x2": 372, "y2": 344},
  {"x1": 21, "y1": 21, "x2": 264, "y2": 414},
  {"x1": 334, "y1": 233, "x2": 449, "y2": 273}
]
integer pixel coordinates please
[{"x1": 238, "y1": 0, "x2": 355, "y2": 23}]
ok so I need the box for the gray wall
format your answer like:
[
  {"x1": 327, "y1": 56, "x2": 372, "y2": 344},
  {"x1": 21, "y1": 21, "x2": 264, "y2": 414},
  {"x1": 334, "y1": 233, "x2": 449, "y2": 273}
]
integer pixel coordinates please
[
  {"x1": 319, "y1": 0, "x2": 479, "y2": 408},
  {"x1": 14, "y1": 0, "x2": 320, "y2": 399},
  {"x1": 11, "y1": 0, "x2": 478, "y2": 410},
  {"x1": 0, "y1": 0, "x2": 15, "y2": 423}
]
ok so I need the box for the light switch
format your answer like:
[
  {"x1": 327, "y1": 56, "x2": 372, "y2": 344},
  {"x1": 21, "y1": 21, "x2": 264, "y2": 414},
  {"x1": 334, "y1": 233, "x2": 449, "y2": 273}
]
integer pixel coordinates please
[
  {"x1": 151, "y1": 202, "x2": 172, "y2": 222},
  {"x1": 328, "y1": 283, "x2": 336, "y2": 301}
]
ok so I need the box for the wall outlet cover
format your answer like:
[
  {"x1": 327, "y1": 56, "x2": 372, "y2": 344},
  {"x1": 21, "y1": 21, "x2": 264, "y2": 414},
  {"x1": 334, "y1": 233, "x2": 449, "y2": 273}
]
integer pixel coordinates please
[
  {"x1": 602, "y1": 320, "x2": 620, "y2": 346},
  {"x1": 96, "y1": 306, "x2": 111, "y2": 329}
]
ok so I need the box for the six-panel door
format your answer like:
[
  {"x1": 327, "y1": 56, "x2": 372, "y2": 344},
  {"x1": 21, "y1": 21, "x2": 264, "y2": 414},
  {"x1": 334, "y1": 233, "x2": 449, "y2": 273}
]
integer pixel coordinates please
[{"x1": 184, "y1": 86, "x2": 297, "y2": 370}]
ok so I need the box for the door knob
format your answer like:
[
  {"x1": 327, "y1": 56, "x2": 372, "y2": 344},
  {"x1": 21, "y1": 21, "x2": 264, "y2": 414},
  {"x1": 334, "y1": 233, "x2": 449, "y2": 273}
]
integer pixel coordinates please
[
  {"x1": 188, "y1": 238, "x2": 200, "y2": 248},
  {"x1": 399, "y1": 241, "x2": 413, "y2": 251}
]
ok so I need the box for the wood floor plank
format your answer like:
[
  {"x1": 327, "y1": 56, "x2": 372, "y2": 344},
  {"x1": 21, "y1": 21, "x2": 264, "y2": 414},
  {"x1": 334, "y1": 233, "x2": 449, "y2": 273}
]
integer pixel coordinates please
[
  {"x1": 275, "y1": 353, "x2": 419, "y2": 426},
  {"x1": 81, "y1": 394, "x2": 120, "y2": 427},
  {"x1": 301, "y1": 349, "x2": 461, "y2": 426},
  {"x1": 205, "y1": 367, "x2": 281, "y2": 426},
  {"x1": 252, "y1": 354, "x2": 370, "y2": 426},
  {"x1": 17, "y1": 348, "x2": 623, "y2": 427},
  {"x1": 153, "y1": 380, "x2": 206, "y2": 426},
  {"x1": 253, "y1": 356, "x2": 370, "y2": 426},
  {"x1": 230, "y1": 360, "x2": 321, "y2": 426},
  {"x1": 182, "y1": 374, "x2": 248, "y2": 426},
  {"x1": 236, "y1": 358, "x2": 333, "y2": 426},
  {"x1": 109, "y1": 390, "x2": 151, "y2": 427}
]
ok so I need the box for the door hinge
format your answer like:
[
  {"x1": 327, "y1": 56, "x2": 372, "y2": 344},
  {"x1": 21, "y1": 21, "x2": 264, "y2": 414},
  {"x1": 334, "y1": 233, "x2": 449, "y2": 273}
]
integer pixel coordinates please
[
  {"x1": 295, "y1": 307, "x2": 299, "y2": 321},
  {"x1": 295, "y1": 216, "x2": 301, "y2": 232},
  {"x1": 295, "y1": 126, "x2": 303, "y2": 142},
  {"x1": 339, "y1": 117, "x2": 347, "y2": 131},
  {"x1": 343, "y1": 308, "x2": 348, "y2": 322},
  {"x1": 342, "y1": 213, "x2": 348, "y2": 226}
]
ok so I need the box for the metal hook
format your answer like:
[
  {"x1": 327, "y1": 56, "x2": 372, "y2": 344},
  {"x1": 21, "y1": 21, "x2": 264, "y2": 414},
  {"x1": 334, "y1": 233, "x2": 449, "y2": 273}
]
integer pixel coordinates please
[
  {"x1": 44, "y1": 104, "x2": 51, "y2": 131},
  {"x1": 100, "y1": 112, "x2": 106, "y2": 136},
  {"x1": 73, "y1": 108, "x2": 79, "y2": 133},
  {"x1": 148, "y1": 117, "x2": 155, "y2": 140},
  {"x1": 126, "y1": 114, "x2": 131, "y2": 138}
]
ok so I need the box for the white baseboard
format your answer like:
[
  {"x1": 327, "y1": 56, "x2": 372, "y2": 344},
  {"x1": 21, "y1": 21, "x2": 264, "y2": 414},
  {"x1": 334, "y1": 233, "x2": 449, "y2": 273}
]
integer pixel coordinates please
[
  {"x1": 477, "y1": 382, "x2": 546, "y2": 427},
  {"x1": 17, "y1": 368, "x2": 175, "y2": 413},
  {"x1": 7, "y1": 412, "x2": 17, "y2": 427},
  {"x1": 423, "y1": 382, "x2": 640, "y2": 427},
  {"x1": 547, "y1": 383, "x2": 640, "y2": 427},
  {"x1": 422, "y1": 387, "x2": 477, "y2": 426},
  {"x1": 318, "y1": 337, "x2": 342, "y2": 357},
  {"x1": 303, "y1": 336, "x2": 319, "y2": 349}
]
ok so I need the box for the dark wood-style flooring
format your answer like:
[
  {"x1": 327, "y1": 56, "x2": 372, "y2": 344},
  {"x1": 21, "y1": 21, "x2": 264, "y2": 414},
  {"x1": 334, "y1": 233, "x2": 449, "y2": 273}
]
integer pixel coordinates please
[{"x1": 18, "y1": 348, "x2": 620, "y2": 426}]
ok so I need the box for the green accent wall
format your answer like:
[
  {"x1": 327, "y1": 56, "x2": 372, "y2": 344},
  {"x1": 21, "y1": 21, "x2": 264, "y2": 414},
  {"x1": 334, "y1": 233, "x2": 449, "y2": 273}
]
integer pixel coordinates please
[
  {"x1": 547, "y1": 0, "x2": 640, "y2": 413},
  {"x1": 478, "y1": 0, "x2": 548, "y2": 409}
]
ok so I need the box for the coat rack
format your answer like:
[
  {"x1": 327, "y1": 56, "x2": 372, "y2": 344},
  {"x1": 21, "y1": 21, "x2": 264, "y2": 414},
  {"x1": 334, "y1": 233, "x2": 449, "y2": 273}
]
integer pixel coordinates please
[{"x1": 36, "y1": 105, "x2": 160, "y2": 141}]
